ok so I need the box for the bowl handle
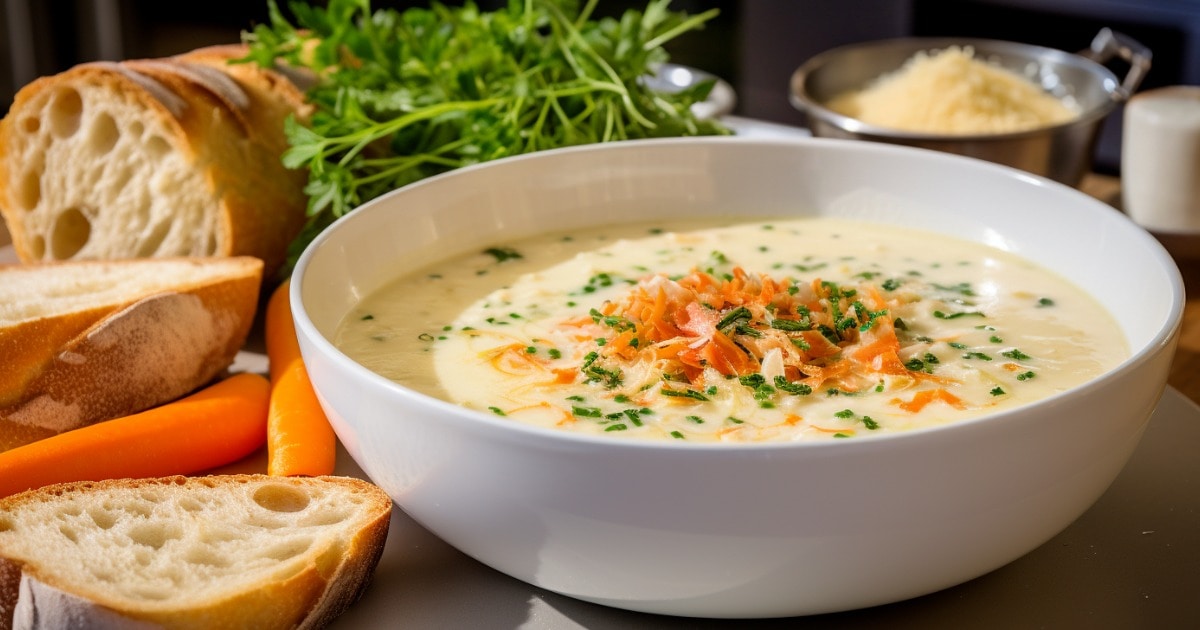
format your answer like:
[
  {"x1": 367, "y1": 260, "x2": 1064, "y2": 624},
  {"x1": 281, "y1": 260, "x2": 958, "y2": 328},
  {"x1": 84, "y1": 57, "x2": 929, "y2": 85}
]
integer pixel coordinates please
[{"x1": 1080, "y1": 28, "x2": 1152, "y2": 102}]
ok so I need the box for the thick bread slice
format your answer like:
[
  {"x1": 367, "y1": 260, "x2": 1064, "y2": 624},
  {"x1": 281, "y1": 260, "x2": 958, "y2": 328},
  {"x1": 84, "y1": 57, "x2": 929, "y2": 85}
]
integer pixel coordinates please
[
  {"x1": 0, "y1": 475, "x2": 393, "y2": 630},
  {"x1": 0, "y1": 50, "x2": 308, "y2": 277},
  {"x1": 0, "y1": 257, "x2": 262, "y2": 451}
]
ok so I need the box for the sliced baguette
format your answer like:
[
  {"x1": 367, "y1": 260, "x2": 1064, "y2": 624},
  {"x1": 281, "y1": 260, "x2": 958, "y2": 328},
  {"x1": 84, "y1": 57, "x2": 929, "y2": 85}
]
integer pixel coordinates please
[
  {"x1": 0, "y1": 45, "x2": 309, "y2": 278},
  {"x1": 0, "y1": 475, "x2": 393, "y2": 630},
  {"x1": 0, "y1": 256, "x2": 262, "y2": 451}
]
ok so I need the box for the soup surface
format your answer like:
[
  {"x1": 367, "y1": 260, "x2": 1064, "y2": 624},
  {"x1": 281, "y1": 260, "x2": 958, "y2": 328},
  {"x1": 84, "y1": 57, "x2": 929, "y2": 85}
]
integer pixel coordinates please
[{"x1": 336, "y1": 218, "x2": 1127, "y2": 442}]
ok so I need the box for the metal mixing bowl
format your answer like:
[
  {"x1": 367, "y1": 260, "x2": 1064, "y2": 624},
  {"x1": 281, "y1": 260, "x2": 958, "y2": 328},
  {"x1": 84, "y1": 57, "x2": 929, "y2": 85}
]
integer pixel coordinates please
[{"x1": 789, "y1": 29, "x2": 1150, "y2": 186}]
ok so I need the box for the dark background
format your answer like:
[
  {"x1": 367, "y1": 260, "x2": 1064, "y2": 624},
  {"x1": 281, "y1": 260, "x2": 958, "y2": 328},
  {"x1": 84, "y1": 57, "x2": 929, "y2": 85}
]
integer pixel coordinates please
[{"x1": 3, "y1": 0, "x2": 1198, "y2": 173}]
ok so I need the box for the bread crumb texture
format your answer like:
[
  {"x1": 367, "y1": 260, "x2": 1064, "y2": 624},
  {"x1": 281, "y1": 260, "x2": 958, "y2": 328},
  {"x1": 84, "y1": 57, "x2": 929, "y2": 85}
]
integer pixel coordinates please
[
  {"x1": 0, "y1": 258, "x2": 252, "y2": 326},
  {"x1": 3, "y1": 74, "x2": 216, "y2": 261},
  {"x1": 0, "y1": 50, "x2": 311, "y2": 277},
  {"x1": 826, "y1": 46, "x2": 1079, "y2": 135},
  {"x1": 0, "y1": 475, "x2": 391, "y2": 622}
]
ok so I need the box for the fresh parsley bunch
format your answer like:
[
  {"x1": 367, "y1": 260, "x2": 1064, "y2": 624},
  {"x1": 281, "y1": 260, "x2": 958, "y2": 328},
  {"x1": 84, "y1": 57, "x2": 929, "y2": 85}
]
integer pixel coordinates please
[{"x1": 240, "y1": 0, "x2": 729, "y2": 268}]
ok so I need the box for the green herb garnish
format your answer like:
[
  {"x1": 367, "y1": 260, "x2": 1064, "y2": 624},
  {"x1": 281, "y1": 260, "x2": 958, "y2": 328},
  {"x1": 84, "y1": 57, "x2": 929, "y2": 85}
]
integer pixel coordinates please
[
  {"x1": 661, "y1": 387, "x2": 709, "y2": 401},
  {"x1": 243, "y1": 0, "x2": 728, "y2": 272},
  {"x1": 484, "y1": 247, "x2": 523, "y2": 263},
  {"x1": 933, "y1": 310, "x2": 985, "y2": 320}
]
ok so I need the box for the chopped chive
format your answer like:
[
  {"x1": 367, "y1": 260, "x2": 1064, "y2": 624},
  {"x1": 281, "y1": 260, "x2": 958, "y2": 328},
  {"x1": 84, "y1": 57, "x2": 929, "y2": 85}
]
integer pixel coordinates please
[
  {"x1": 484, "y1": 246, "x2": 523, "y2": 262},
  {"x1": 771, "y1": 318, "x2": 809, "y2": 332},
  {"x1": 774, "y1": 375, "x2": 812, "y2": 395},
  {"x1": 933, "y1": 310, "x2": 985, "y2": 320},
  {"x1": 661, "y1": 388, "x2": 710, "y2": 401}
]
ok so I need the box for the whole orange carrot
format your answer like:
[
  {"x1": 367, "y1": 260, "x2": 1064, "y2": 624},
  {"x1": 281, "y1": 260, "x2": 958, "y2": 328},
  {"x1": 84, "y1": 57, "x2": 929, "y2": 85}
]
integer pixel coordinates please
[
  {"x1": 0, "y1": 372, "x2": 269, "y2": 499},
  {"x1": 266, "y1": 278, "x2": 303, "y2": 384},
  {"x1": 265, "y1": 279, "x2": 337, "y2": 476},
  {"x1": 268, "y1": 360, "x2": 337, "y2": 477}
]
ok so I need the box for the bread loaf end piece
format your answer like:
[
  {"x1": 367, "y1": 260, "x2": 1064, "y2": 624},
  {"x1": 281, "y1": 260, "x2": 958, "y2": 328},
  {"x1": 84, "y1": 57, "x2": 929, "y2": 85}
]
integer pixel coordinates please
[
  {"x1": 0, "y1": 475, "x2": 393, "y2": 630},
  {"x1": 0, "y1": 48, "x2": 308, "y2": 278}
]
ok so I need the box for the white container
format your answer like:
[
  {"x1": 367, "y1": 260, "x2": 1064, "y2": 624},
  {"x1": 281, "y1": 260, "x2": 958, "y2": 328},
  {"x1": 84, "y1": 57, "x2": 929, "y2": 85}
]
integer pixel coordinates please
[
  {"x1": 1122, "y1": 85, "x2": 1200, "y2": 233},
  {"x1": 292, "y1": 137, "x2": 1183, "y2": 618}
]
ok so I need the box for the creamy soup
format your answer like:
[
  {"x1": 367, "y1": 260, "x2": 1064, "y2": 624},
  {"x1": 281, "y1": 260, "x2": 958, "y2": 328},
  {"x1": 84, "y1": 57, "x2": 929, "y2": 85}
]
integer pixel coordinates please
[{"x1": 336, "y1": 218, "x2": 1127, "y2": 442}]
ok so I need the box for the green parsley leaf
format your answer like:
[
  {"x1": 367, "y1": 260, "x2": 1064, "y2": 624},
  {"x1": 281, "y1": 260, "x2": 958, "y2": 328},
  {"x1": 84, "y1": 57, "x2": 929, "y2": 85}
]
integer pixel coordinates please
[{"x1": 243, "y1": 0, "x2": 728, "y2": 273}]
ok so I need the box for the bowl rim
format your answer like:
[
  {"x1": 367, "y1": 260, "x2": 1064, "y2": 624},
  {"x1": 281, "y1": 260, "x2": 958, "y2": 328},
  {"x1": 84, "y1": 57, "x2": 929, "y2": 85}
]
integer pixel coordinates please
[
  {"x1": 789, "y1": 35, "x2": 1123, "y2": 142},
  {"x1": 291, "y1": 135, "x2": 1184, "y2": 455}
]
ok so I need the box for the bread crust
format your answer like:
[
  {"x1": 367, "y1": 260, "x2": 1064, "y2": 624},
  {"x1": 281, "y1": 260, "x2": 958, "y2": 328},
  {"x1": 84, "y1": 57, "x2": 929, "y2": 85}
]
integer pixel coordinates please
[
  {"x1": 0, "y1": 257, "x2": 263, "y2": 451},
  {"x1": 0, "y1": 47, "x2": 309, "y2": 278},
  {"x1": 0, "y1": 475, "x2": 393, "y2": 630}
]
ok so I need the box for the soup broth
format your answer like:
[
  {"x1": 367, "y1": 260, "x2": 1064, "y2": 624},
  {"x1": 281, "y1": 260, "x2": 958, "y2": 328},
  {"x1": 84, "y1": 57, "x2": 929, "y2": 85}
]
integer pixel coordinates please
[{"x1": 336, "y1": 217, "x2": 1127, "y2": 442}]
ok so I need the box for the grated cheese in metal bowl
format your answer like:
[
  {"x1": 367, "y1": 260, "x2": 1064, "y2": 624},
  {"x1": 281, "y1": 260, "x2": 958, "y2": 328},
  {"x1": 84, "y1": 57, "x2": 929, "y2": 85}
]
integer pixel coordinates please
[{"x1": 826, "y1": 46, "x2": 1079, "y2": 135}]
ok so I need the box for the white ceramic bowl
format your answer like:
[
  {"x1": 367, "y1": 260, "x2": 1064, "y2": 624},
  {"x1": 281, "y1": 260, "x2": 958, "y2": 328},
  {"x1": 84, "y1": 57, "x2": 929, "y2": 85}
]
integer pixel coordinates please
[{"x1": 291, "y1": 137, "x2": 1183, "y2": 618}]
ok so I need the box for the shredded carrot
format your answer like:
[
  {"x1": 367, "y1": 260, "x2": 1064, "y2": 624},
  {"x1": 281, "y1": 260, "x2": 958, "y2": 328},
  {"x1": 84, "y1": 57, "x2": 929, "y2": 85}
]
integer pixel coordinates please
[
  {"x1": 558, "y1": 314, "x2": 594, "y2": 328},
  {"x1": 503, "y1": 401, "x2": 574, "y2": 426},
  {"x1": 264, "y1": 279, "x2": 337, "y2": 477},
  {"x1": 0, "y1": 373, "x2": 269, "y2": 499},
  {"x1": 893, "y1": 388, "x2": 965, "y2": 413},
  {"x1": 851, "y1": 330, "x2": 901, "y2": 365},
  {"x1": 558, "y1": 264, "x2": 972, "y2": 414},
  {"x1": 552, "y1": 368, "x2": 578, "y2": 384}
]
